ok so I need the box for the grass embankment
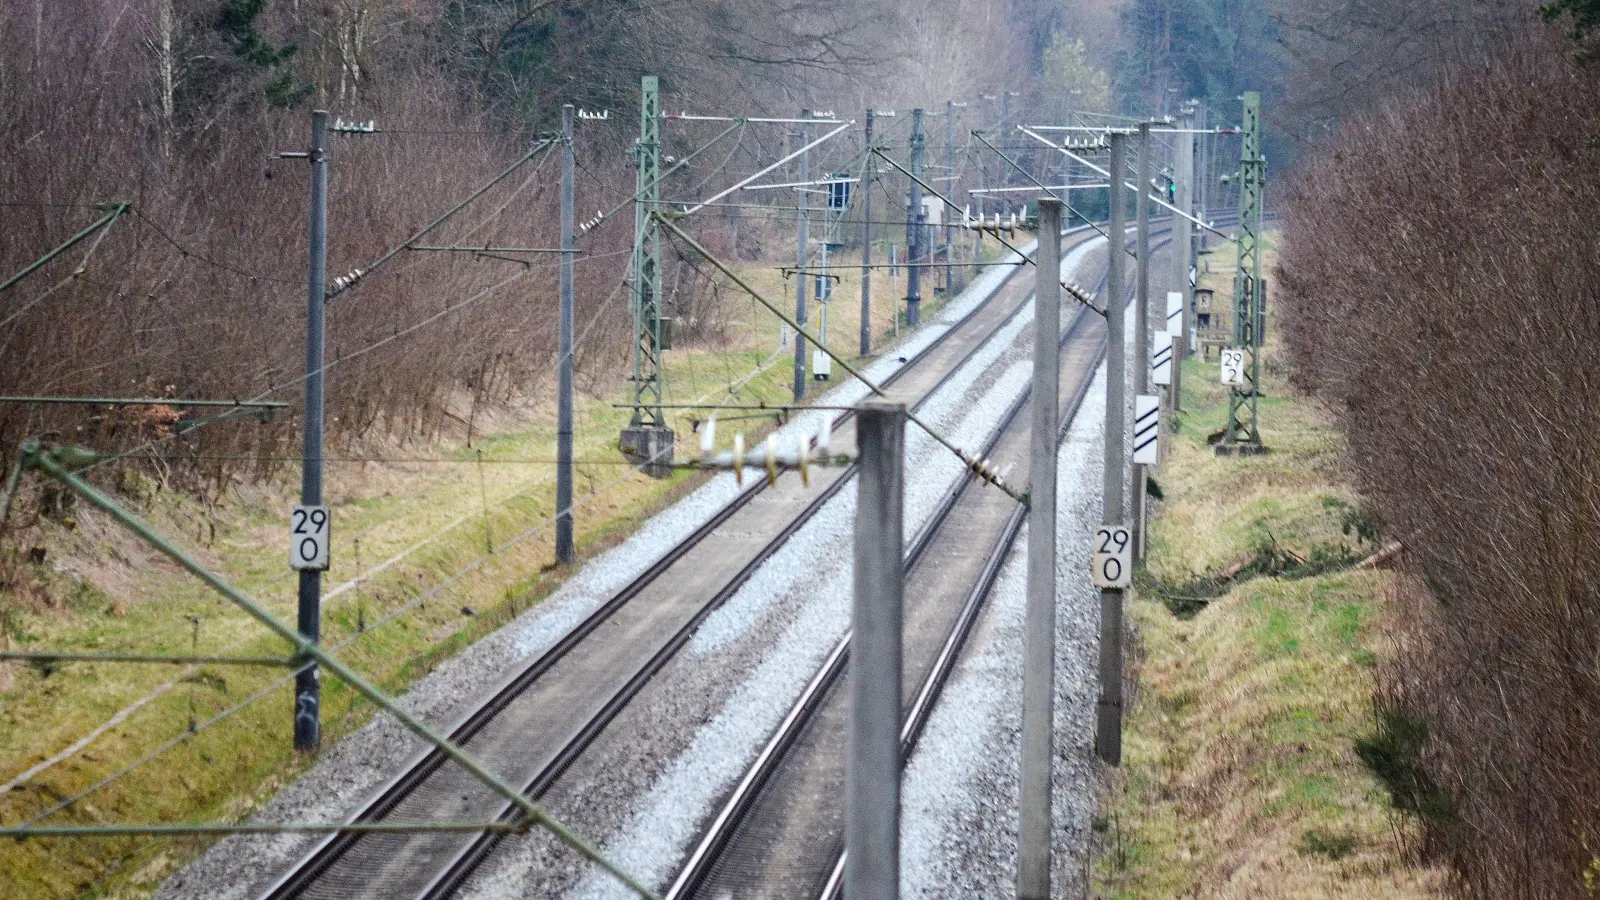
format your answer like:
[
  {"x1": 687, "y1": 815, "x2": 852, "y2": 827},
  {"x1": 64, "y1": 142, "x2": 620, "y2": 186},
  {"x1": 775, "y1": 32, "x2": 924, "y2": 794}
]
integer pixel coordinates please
[
  {"x1": 1094, "y1": 238, "x2": 1447, "y2": 898},
  {"x1": 0, "y1": 389, "x2": 730, "y2": 900},
  {"x1": 0, "y1": 240, "x2": 1005, "y2": 899}
]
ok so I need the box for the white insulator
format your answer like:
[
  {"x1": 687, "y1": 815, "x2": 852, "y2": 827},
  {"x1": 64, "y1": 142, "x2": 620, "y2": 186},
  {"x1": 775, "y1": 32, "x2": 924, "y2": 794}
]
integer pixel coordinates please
[
  {"x1": 817, "y1": 414, "x2": 832, "y2": 457},
  {"x1": 334, "y1": 268, "x2": 365, "y2": 291},
  {"x1": 764, "y1": 435, "x2": 779, "y2": 486},
  {"x1": 733, "y1": 433, "x2": 745, "y2": 485},
  {"x1": 700, "y1": 414, "x2": 717, "y2": 460}
]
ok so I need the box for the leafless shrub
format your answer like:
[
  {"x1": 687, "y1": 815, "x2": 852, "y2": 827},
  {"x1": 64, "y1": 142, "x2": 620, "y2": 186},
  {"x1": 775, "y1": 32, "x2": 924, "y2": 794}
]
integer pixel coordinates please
[
  {"x1": 0, "y1": 4, "x2": 645, "y2": 495},
  {"x1": 1277, "y1": 30, "x2": 1600, "y2": 898}
]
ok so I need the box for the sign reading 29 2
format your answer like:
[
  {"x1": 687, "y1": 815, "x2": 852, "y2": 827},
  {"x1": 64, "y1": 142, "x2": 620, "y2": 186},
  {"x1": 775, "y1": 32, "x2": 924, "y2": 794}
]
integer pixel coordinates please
[
  {"x1": 1220, "y1": 347, "x2": 1247, "y2": 387},
  {"x1": 289, "y1": 505, "x2": 331, "y2": 571}
]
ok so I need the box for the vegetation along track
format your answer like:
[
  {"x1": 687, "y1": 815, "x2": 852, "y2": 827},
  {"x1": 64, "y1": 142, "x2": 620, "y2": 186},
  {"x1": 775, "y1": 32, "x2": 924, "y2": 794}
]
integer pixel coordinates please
[
  {"x1": 668, "y1": 232, "x2": 1171, "y2": 900},
  {"x1": 254, "y1": 223, "x2": 1108, "y2": 900}
]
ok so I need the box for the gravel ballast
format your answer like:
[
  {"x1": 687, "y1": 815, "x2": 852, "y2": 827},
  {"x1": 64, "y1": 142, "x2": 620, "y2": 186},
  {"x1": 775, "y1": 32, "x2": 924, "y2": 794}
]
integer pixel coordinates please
[
  {"x1": 899, "y1": 361, "x2": 1110, "y2": 897},
  {"x1": 462, "y1": 311, "x2": 1041, "y2": 900},
  {"x1": 458, "y1": 235, "x2": 1109, "y2": 900},
  {"x1": 897, "y1": 265, "x2": 1142, "y2": 896},
  {"x1": 156, "y1": 236, "x2": 1046, "y2": 900}
]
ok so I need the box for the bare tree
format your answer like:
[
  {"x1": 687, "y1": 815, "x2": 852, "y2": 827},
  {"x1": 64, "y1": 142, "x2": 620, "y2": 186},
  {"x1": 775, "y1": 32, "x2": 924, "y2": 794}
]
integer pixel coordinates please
[{"x1": 1272, "y1": 0, "x2": 1534, "y2": 137}]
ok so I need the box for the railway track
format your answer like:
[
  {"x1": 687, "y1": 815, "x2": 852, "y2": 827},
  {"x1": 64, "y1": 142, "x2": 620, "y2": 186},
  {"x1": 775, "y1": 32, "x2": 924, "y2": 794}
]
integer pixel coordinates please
[
  {"x1": 255, "y1": 224, "x2": 1114, "y2": 900},
  {"x1": 663, "y1": 232, "x2": 1172, "y2": 900}
]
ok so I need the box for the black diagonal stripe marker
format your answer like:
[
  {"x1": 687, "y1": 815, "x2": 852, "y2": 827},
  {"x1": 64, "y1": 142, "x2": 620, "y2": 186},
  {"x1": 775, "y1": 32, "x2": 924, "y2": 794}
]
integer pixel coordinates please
[
  {"x1": 1134, "y1": 423, "x2": 1159, "y2": 444},
  {"x1": 1135, "y1": 396, "x2": 1160, "y2": 461}
]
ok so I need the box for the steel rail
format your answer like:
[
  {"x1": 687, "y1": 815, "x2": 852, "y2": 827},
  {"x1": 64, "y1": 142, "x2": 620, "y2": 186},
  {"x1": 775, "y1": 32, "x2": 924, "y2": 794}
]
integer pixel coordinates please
[
  {"x1": 666, "y1": 231, "x2": 1138, "y2": 900},
  {"x1": 813, "y1": 232, "x2": 1178, "y2": 900},
  {"x1": 661, "y1": 309, "x2": 1081, "y2": 900},
  {"x1": 813, "y1": 303, "x2": 1113, "y2": 900},
  {"x1": 258, "y1": 225, "x2": 1081, "y2": 900},
  {"x1": 406, "y1": 223, "x2": 1111, "y2": 900}
]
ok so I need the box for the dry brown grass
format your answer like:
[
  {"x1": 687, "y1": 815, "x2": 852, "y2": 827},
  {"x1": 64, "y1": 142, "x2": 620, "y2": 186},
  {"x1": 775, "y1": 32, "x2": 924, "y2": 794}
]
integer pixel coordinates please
[{"x1": 1095, "y1": 235, "x2": 1448, "y2": 899}]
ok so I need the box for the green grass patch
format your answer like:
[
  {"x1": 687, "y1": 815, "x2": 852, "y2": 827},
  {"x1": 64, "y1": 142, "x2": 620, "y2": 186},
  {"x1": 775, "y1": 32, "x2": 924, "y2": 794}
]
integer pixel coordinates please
[
  {"x1": 1095, "y1": 234, "x2": 1446, "y2": 900},
  {"x1": 1300, "y1": 826, "x2": 1360, "y2": 860},
  {"x1": 0, "y1": 242, "x2": 956, "y2": 898}
]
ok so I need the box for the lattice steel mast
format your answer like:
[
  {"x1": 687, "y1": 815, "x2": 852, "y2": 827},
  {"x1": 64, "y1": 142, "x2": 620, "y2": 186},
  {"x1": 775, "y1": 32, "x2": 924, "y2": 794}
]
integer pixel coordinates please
[
  {"x1": 1218, "y1": 91, "x2": 1266, "y2": 454},
  {"x1": 629, "y1": 76, "x2": 665, "y2": 428},
  {"x1": 622, "y1": 76, "x2": 674, "y2": 473}
]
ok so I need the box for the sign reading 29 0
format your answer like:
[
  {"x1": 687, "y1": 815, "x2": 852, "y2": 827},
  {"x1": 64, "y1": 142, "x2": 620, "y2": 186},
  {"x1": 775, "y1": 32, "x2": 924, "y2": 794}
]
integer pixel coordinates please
[
  {"x1": 1091, "y1": 525, "x2": 1132, "y2": 589},
  {"x1": 290, "y1": 505, "x2": 331, "y2": 571}
]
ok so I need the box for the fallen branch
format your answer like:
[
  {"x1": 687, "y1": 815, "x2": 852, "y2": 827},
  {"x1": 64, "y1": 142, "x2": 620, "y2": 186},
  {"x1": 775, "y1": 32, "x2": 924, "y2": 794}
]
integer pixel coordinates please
[
  {"x1": 1216, "y1": 556, "x2": 1251, "y2": 581},
  {"x1": 1355, "y1": 540, "x2": 1404, "y2": 570}
]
